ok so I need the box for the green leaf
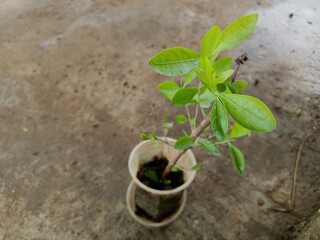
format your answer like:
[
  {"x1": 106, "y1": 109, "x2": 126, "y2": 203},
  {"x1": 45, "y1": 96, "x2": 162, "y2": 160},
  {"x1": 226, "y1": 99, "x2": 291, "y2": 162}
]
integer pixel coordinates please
[
  {"x1": 148, "y1": 47, "x2": 200, "y2": 76},
  {"x1": 172, "y1": 88, "x2": 198, "y2": 106},
  {"x1": 201, "y1": 26, "x2": 221, "y2": 57},
  {"x1": 212, "y1": 57, "x2": 232, "y2": 74},
  {"x1": 213, "y1": 14, "x2": 258, "y2": 56},
  {"x1": 226, "y1": 83, "x2": 238, "y2": 94},
  {"x1": 199, "y1": 85, "x2": 208, "y2": 95},
  {"x1": 215, "y1": 70, "x2": 234, "y2": 84},
  {"x1": 160, "y1": 179, "x2": 172, "y2": 185},
  {"x1": 190, "y1": 117, "x2": 196, "y2": 129},
  {"x1": 171, "y1": 166, "x2": 182, "y2": 172},
  {"x1": 229, "y1": 143, "x2": 245, "y2": 175},
  {"x1": 162, "y1": 122, "x2": 173, "y2": 137},
  {"x1": 210, "y1": 99, "x2": 228, "y2": 141},
  {"x1": 198, "y1": 138, "x2": 221, "y2": 156},
  {"x1": 194, "y1": 67, "x2": 206, "y2": 84},
  {"x1": 217, "y1": 83, "x2": 226, "y2": 93},
  {"x1": 152, "y1": 129, "x2": 157, "y2": 137},
  {"x1": 174, "y1": 136, "x2": 194, "y2": 151},
  {"x1": 175, "y1": 115, "x2": 188, "y2": 123},
  {"x1": 198, "y1": 89, "x2": 215, "y2": 108},
  {"x1": 190, "y1": 163, "x2": 201, "y2": 171},
  {"x1": 144, "y1": 170, "x2": 159, "y2": 183},
  {"x1": 231, "y1": 80, "x2": 249, "y2": 93},
  {"x1": 162, "y1": 113, "x2": 167, "y2": 123},
  {"x1": 230, "y1": 122, "x2": 251, "y2": 139},
  {"x1": 140, "y1": 133, "x2": 152, "y2": 140},
  {"x1": 199, "y1": 101, "x2": 210, "y2": 108},
  {"x1": 223, "y1": 85, "x2": 233, "y2": 94},
  {"x1": 183, "y1": 70, "x2": 197, "y2": 87},
  {"x1": 219, "y1": 94, "x2": 277, "y2": 132},
  {"x1": 157, "y1": 81, "x2": 180, "y2": 101},
  {"x1": 194, "y1": 56, "x2": 215, "y2": 88}
]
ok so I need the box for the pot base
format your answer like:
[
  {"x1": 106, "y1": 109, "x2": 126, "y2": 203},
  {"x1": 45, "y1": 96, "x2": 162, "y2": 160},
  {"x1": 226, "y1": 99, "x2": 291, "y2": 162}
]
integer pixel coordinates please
[{"x1": 126, "y1": 181, "x2": 187, "y2": 228}]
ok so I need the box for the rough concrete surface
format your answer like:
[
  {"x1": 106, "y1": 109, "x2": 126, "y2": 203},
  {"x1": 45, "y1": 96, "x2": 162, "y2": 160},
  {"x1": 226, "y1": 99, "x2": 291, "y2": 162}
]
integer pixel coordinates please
[
  {"x1": 297, "y1": 208, "x2": 320, "y2": 240},
  {"x1": 0, "y1": 0, "x2": 319, "y2": 239}
]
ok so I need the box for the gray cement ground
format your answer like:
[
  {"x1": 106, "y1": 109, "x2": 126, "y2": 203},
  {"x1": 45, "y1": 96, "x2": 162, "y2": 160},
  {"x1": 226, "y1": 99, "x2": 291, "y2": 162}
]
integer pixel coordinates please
[{"x1": 0, "y1": 0, "x2": 319, "y2": 239}]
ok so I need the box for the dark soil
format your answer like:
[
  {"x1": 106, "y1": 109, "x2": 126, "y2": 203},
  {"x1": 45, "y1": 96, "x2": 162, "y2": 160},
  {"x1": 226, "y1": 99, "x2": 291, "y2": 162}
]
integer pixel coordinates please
[
  {"x1": 137, "y1": 157, "x2": 184, "y2": 190},
  {"x1": 134, "y1": 157, "x2": 185, "y2": 222}
]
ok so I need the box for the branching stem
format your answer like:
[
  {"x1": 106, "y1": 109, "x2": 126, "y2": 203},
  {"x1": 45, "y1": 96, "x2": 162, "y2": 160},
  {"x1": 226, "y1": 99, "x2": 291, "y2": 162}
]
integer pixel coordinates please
[{"x1": 162, "y1": 114, "x2": 211, "y2": 179}]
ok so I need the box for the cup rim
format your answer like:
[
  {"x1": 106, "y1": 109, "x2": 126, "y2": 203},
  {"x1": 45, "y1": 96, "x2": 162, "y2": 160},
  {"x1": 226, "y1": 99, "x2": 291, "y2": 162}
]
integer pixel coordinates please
[{"x1": 128, "y1": 137, "x2": 197, "y2": 195}]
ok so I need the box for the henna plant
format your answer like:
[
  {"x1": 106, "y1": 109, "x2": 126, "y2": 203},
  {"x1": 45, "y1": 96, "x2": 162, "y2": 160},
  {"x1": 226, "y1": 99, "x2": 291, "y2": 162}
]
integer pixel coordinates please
[{"x1": 141, "y1": 14, "x2": 276, "y2": 181}]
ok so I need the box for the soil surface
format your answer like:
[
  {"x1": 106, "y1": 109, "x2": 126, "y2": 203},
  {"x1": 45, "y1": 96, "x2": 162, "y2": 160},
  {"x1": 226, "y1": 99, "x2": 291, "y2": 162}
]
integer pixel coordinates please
[
  {"x1": 0, "y1": 0, "x2": 319, "y2": 239},
  {"x1": 137, "y1": 157, "x2": 184, "y2": 190}
]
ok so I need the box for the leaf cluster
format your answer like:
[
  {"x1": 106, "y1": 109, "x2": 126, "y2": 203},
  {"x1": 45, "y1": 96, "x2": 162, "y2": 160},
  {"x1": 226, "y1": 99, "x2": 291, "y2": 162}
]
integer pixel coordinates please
[{"x1": 145, "y1": 14, "x2": 276, "y2": 175}]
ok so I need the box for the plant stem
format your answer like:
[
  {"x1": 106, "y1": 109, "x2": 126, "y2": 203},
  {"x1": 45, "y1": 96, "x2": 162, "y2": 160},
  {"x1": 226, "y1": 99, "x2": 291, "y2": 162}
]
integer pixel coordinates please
[
  {"x1": 194, "y1": 82, "x2": 202, "y2": 128},
  {"x1": 200, "y1": 107, "x2": 206, "y2": 119},
  {"x1": 231, "y1": 64, "x2": 240, "y2": 83},
  {"x1": 185, "y1": 106, "x2": 193, "y2": 131},
  {"x1": 162, "y1": 114, "x2": 211, "y2": 179},
  {"x1": 194, "y1": 106, "x2": 198, "y2": 129},
  {"x1": 231, "y1": 53, "x2": 248, "y2": 83}
]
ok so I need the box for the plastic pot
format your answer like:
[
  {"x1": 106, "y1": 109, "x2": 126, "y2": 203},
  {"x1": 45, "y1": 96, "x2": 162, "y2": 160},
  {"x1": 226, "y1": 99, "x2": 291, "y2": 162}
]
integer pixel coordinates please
[{"x1": 126, "y1": 137, "x2": 197, "y2": 227}]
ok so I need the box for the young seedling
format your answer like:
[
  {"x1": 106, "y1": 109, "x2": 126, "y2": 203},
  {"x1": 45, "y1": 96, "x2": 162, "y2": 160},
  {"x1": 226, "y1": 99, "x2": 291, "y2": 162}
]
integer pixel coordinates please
[{"x1": 143, "y1": 14, "x2": 276, "y2": 180}]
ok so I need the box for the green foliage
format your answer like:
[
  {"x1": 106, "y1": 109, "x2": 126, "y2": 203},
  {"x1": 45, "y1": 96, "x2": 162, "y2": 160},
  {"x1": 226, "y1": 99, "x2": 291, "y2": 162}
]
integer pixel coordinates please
[
  {"x1": 215, "y1": 70, "x2": 234, "y2": 84},
  {"x1": 146, "y1": 13, "x2": 277, "y2": 176},
  {"x1": 212, "y1": 57, "x2": 232, "y2": 74},
  {"x1": 144, "y1": 170, "x2": 171, "y2": 185},
  {"x1": 229, "y1": 143, "x2": 245, "y2": 175},
  {"x1": 144, "y1": 170, "x2": 158, "y2": 183},
  {"x1": 148, "y1": 47, "x2": 200, "y2": 76},
  {"x1": 183, "y1": 70, "x2": 197, "y2": 87},
  {"x1": 218, "y1": 94, "x2": 277, "y2": 132},
  {"x1": 157, "y1": 81, "x2": 180, "y2": 101},
  {"x1": 217, "y1": 83, "x2": 227, "y2": 93},
  {"x1": 201, "y1": 26, "x2": 221, "y2": 57},
  {"x1": 140, "y1": 132, "x2": 155, "y2": 140},
  {"x1": 174, "y1": 136, "x2": 194, "y2": 151},
  {"x1": 194, "y1": 55, "x2": 215, "y2": 89},
  {"x1": 190, "y1": 117, "x2": 196, "y2": 129},
  {"x1": 190, "y1": 163, "x2": 201, "y2": 171},
  {"x1": 162, "y1": 113, "x2": 168, "y2": 122},
  {"x1": 171, "y1": 166, "x2": 182, "y2": 172},
  {"x1": 140, "y1": 132, "x2": 151, "y2": 140},
  {"x1": 231, "y1": 80, "x2": 249, "y2": 93},
  {"x1": 212, "y1": 14, "x2": 258, "y2": 58},
  {"x1": 198, "y1": 138, "x2": 220, "y2": 156},
  {"x1": 175, "y1": 115, "x2": 188, "y2": 123},
  {"x1": 197, "y1": 89, "x2": 215, "y2": 108},
  {"x1": 230, "y1": 122, "x2": 251, "y2": 139},
  {"x1": 210, "y1": 99, "x2": 228, "y2": 141},
  {"x1": 172, "y1": 88, "x2": 198, "y2": 106},
  {"x1": 162, "y1": 122, "x2": 174, "y2": 137}
]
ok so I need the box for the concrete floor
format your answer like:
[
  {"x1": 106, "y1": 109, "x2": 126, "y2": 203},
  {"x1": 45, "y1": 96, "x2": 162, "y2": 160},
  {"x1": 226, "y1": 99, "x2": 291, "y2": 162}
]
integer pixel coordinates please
[{"x1": 0, "y1": 0, "x2": 319, "y2": 239}]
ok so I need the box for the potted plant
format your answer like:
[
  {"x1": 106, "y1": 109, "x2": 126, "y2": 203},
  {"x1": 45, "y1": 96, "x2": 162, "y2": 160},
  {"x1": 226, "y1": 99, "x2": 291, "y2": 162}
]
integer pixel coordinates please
[{"x1": 126, "y1": 13, "x2": 276, "y2": 227}]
